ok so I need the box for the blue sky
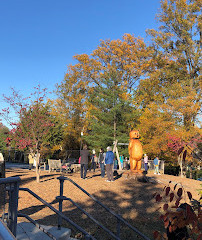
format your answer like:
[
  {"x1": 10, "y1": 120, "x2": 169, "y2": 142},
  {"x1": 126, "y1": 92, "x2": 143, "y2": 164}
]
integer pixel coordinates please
[{"x1": 0, "y1": 0, "x2": 161, "y2": 126}]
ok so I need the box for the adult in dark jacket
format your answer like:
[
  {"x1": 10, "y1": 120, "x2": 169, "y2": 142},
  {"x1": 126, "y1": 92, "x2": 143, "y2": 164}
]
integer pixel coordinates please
[
  {"x1": 98, "y1": 148, "x2": 106, "y2": 178},
  {"x1": 105, "y1": 146, "x2": 115, "y2": 182},
  {"x1": 80, "y1": 144, "x2": 90, "y2": 179}
]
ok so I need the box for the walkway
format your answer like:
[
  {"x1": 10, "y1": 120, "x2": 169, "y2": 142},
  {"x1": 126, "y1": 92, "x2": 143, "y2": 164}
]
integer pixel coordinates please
[{"x1": 17, "y1": 222, "x2": 77, "y2": 240}]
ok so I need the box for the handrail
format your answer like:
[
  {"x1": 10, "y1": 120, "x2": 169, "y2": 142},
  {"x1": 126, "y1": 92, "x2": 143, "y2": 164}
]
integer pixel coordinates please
[
  {"x1": 0, "y1": 177, "x2": 20, "y2": 237},
  {"x1": 0, "y1": 176, "x2": 21, "y2": 184},
  {"x1": 0, "y1": 219, "x2": 16, "y2": 240},
  {"x1": 56, "y1": 196, "x2": 120, "y2": 240},
  {"x1": 19, "y1": 187, "x2": 96, "y2": 240},
  {"x1": 59, "y1": 176, "x2": 151, "y2": 240}
]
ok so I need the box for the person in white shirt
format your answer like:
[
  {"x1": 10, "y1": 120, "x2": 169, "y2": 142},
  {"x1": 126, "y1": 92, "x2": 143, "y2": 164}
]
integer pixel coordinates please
[{"x1": 144, "y1": 153, "x2": 148, "y2": 172}]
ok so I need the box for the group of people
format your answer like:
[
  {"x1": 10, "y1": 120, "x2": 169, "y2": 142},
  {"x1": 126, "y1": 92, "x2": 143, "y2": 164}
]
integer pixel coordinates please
[
  {"x1": 80, "y1": 145, "x2": 115, "y2": 182},
  {"x1": 114, "y1": 155, "x2": 128, "y2": 170},
  {"x1": 143, "y1": 153, "x2": 161, "y2": 175},
  {"x1": 80, "y1": 146, "x2": 161, "y2": 180}
]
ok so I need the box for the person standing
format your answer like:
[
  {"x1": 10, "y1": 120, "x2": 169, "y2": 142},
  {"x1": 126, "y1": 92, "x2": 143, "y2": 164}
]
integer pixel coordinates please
[
  {"x1": 144, "y1": 153, "x2": 148, "y2": 173},
  {"x1": 0, "y1": 152, "x2": 4, "y2": 162},
  {"x1": 28, "y1": 150, "x2": 34, "y2": 170},
  {"x1": 0, "y1": 152, "x2": 5, "y2": 178},
  {"x1": 114, "y1": 158, "x2": 118, "y2": 170},
  {"x1": 153, "y1": 156, "x2": 160, "y2": 175},
  {"x1": 105, "y1": 146, "x2": 115, "y2": 182},
  {"x1": 125, "y1": 157, "x2": 130, "y2": 170},
  {"x1": 119, "y1": 155, "x2": 124, "y2": 169},
  {"x1": 90, "y1": 149, "x2": 96, "y2": 172},
  {"x1": 98, "y1": 148, "x2": 106, "y2": 178},
  {"x1": 80, "y1": 144, "x2": 90, "y2": 179},
  {"x1": 33, "y1": 153, "x2": 37, "y2": 168},
  {"x1": 94, "y1": 154, "x2": 98, "y2": 170}
]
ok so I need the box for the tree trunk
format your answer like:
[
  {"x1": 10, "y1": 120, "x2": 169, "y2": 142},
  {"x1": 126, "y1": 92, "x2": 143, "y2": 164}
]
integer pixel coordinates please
[
  {"x1": 113, "y1": 140, "x2": 122, "y2": 170},
  {"x1": 190, "y1": 168, "x2": 193, "y2": 179},
  {"x1": 35, "y1": 151, "x2": 40, "y2": 183},
  {"x1": 114, "y1": 120, "x2": 116, "y2": 140},
  {"x1": 180, "y1": 161, "x2": 183, "y2": 178},
  {"x1": 178, "y1": 155, "x2": 183, "y2": 178}
]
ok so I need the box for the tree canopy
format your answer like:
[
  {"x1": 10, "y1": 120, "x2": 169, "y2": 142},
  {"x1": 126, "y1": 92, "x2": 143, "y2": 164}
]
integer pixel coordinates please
[
  {"x1": 0, "y1": 123, "x2": 9, "y2": 152},
  {"x1": 56, "y1": 0, "x2": 201, "y2": 159},
  {"x1": 1, "y1": 0, "x2": 201, "y2": 164}
]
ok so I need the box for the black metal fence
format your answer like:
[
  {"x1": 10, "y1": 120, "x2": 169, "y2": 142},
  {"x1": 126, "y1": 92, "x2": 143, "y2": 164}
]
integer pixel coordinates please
[
  {"x1": 1, "y1": 149, "x2": 81, "y2": 164},
  {"x1": 0, "y1": 177, "x2": 20, "y2": 237}
]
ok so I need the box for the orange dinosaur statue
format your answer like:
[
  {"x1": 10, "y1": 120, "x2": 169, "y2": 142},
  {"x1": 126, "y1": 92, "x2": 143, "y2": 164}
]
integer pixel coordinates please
[{"x1": 128, "y1": 130, "x2": 143, "y2": 172}]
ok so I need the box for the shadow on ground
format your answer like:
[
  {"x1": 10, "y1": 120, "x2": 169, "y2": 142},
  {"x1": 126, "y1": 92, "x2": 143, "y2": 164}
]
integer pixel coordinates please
[{"x1": 17, "y1": 171, "x2": 164, "y2": 240}]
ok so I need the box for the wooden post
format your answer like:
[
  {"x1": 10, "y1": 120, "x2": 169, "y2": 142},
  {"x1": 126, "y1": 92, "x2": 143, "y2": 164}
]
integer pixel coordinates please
[
  {"x1": 115, "y1": 146, "x2": 121, "y2": 170},
  {"x1": 113, "y1": 140, "x2": 122, "y2": 170},
  {"x1": 35, "y1": 151, "x2": 40, "y2": 183},
  {"x1": 113, "y1": 140, "x2": 117, "y2": 153}
]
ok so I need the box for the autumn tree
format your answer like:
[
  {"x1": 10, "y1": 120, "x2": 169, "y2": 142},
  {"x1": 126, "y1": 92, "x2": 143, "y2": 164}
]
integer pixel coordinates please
[
  {"x1": 56, "y1": 55, "x2": 91, "y2": 143},
  {"x1": 135, "y1": 0, "x2": 201, "y2": 158},
  {"x1": 167, "y1": 133, "x2": 202, "y2": 177},
  {"x1": 47, "y1": 99, "x2": 79, "y2": 158},
  {"x1": 137, "y1": 103, "x2": 176, "y2": 159},
  {"x1": 0, "y1": 123, "x2": 9, "y2": 152},
  {"x1": 1, "y1": 86, "x2": 57, "y2": 182},
  {"x1": 57, "y1": 34, "x2": 152, "y2": 149},
  {"x1": 147, "y1": 0, "x2": 201, "y2": 128}
]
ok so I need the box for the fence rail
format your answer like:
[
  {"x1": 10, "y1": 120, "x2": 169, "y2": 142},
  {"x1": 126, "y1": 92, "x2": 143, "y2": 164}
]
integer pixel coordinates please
[
  {"x1": 19, "y1": 187, "x2": 95, "y2": 240},
  {"x1": 0, "y1": 173, "x2": 152, "y2": 240},
  {"x1": 141, "y1": 160, "x2": 165, "y2": 173},
  {"x1": 0, "y1": 219, "x2": 16, "y2": 240},
  {"x1": 58, "y1": 176, "x2": 151, "y2": 240},
  {"x1": 0, "y1": 177, "x2": 94, "y2": 239},
  {"x1": 0, "y1": 177, "x2": 20, "y2": 237},
  {"x1": 57, "y1": 196, "x2": 120, "y2": 240}
]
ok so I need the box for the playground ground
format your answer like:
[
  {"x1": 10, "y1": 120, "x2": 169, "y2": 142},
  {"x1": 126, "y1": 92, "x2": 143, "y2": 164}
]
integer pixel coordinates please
[{"x1": 4, "y1": 168, "x2": 202, "y2": 239}]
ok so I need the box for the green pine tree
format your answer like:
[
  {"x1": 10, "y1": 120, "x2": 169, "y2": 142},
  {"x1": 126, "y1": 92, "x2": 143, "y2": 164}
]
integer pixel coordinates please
[{"x1": 84, "y1": 72, "x2": 138, "y2": 154}]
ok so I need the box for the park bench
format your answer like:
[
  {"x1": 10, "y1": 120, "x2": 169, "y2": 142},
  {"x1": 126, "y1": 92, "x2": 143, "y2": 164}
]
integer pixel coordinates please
[{"x1": 48, "y1": 159, "x2": 62, "y2": 173}]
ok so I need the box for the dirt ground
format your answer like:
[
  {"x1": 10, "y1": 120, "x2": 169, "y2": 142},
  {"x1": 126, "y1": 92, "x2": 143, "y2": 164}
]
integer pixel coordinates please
[{"x1": 3, "y1": 168, "x2": 202, "y2": 240}]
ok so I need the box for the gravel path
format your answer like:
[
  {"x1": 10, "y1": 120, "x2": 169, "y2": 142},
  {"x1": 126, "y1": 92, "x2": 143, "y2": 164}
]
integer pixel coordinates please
[{"x1": 3, "y1": 168, "x2": 202, "y2": 239}]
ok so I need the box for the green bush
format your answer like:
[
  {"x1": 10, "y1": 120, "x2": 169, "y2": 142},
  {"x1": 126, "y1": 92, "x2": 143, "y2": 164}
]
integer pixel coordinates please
[
  {"x1": 186, "y1": 170, "x2": 190, "y2": 178},
  {"x1": 186, "y1": 170, "x2": 202, "y2": 180},
  {"x1": 198, "y1": 170, "x2": 202, "y2": 179},
  {"x1": 192, "y1": 170, "x2": 202, "y2": 180},
  {"x1": 164, "y1": 165, "x2": 180, "y2": 176}
]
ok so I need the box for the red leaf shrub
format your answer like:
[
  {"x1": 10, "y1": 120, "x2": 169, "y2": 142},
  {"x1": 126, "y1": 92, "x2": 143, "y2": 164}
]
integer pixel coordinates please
[
  {"x1": 152, "y1": 181, "x2": 201, "y2": 240},
  {"x1": 177, "y1": 188, "x2": 183, "y2": 197}
]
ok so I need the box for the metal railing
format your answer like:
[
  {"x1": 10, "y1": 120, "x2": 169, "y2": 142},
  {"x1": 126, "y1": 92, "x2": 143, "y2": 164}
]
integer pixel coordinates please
[
  {"x1": 0, "y1": 219, "x2": 16, "y2": 240},
  {"x1": 56, "y1": 196, "x2": 120, "y2": 240},
  {"x1": 0, "y1": 176, "x2": 20, "y2": 237},
  {"x1": 1, "y1": 175, "x2": 151, "y2": 240},
  {"x1": 57, "y1": 176, "x2": 151, "y2": 240},
  {"x1": 122, "y1": 160, "x2": 165, "y2": 173},
  {"x1": 18, "y1": 213, "x2": 58, "y2": 240},
  {"x1": 0, "y1": 176, "x2": 96, "y2": 239},
  {"x1": 19, "y1": 187, "x2": 95, "y2": 240},
  {"x1": 141, "y1": 160, "x2": 165, "y2": 173}
]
